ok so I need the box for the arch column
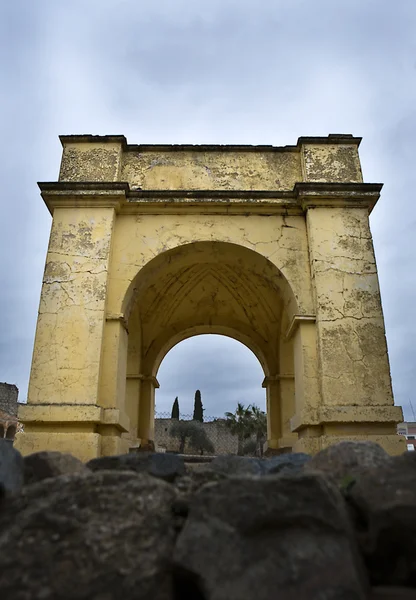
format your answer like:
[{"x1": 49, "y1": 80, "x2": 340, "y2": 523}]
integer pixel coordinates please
[
  {"x1": 263, "y1": 376, "x2": 281, "y2": 451},
  {"x1": 136, "y1": 375, "x2": 159, "y2": 449},
  {"x1": 288, "y1": 316, "x2": 323, "y2": 454},
  {"x1": 263, "y1": 374, "x2": 298, "y2": 454}
]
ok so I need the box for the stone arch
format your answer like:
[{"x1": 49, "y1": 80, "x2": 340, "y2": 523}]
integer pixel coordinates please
[
  {"x1": 123, "y1": 241, "x2": 299, "y2": 451},
  {"x1": 152, "y1": 325, "x2": 269, "y2": 379},
  {"x1": 122, "y1": 240, "x2": 299, "y2": 324}
]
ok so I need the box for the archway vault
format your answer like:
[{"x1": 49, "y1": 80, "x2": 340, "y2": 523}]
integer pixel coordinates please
[{"x1": 126, "y1": 240, "x2": 298, "y2": 363}]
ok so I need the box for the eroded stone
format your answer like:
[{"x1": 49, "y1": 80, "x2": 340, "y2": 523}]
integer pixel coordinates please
[
  {"x1": 305, "y1": 441, "x2": 390, "y2": 484},
  {"x1": 24, "y1": 451, "x2": 87, "y2": 485},
  {"x1": 0, "y1": 471, "x2": 178, "y2": 599},
  {"x1": 174, "y1": 472, "x2": 368, "y2": 599},
  {"x1": 345, "y1": 451, "x2": 416, "y2": 586},
  {"x1": 87, "y1": 451, "x2": 186, "y2": 482},
  {"x1": 0, "y1": 439, "x2": 23, "y2": 496}
]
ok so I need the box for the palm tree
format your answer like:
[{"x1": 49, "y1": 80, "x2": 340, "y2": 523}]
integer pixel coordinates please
[
  {"x1": 224, "y1": 403, "x2": 253, "y2": 455},
  {"x1": 250, "y1": 404, "x2": 267, "y2": 457}
]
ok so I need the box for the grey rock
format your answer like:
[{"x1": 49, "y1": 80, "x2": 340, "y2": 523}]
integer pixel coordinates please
[
  {"x1": 173, "y1": 468, "x2": 228, "y2": 517},
  {"x1": 87, "y1": 451, "x2": 186, "y2": 482},
  {"x1": 174, "y1": 472, "x2": 368, "y2": 600},
  {"x1": 262, "y1": 452, "x2": 311, "y2": 475},
  {"x1": 345, "y1": 451, "x2": 416, "y2": 586},
  {"x1": 0, "y1": 438, "x2": 23, "y2": 496},
  {"x1": 370, "y1": 587, "x2": 416, "y2": 599},
  {"x1": 0, "y1": 470, "x2": 178, "y2": 599},
  {"x1": 209, "y1": 454, "x2": 263, "y2": 476},
  {"x1": 305, "y1": 441, "x2": 390, "y2": 483},
  {"x1": 24, "y1": 451, "x2": 87, "y2": 485},
  {"x1": 176, "y1": 467, "x2": 227, "y2": 495}
]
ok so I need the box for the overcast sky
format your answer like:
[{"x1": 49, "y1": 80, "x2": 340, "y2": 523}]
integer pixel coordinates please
[{"x1": 1, "y1": 0, "x2": 415, "y2": 420}]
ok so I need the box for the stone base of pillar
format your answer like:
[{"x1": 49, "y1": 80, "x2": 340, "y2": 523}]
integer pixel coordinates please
[
  {"x1": 15, "y1": 431, "x2": 101, "y2": 462},
  {"x1": 15, "y1": 404, "x2": 130, "y2": 461},
  {"x1": 290, "y1": 405, "x2": 405, "y2": 456},
  {"x1": 293, "y1": 433, "x2": 406, "y2": 456},
  {"x1": 129, "y1": 439, "x2": 155, "y2": 453},
  {"x1": 263, "y1": 437, "x2": 294, "y2": 456}
]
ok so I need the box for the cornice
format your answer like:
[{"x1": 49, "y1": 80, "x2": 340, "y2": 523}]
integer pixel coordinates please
[
  {"x1": 38, "y1": 181, "x2": 383, "y2": 216},
  {"x1": 58, "y1": 133, "x2": 361, "y2": 153},
  {"x1": 286, "y1": 315, "x2": 316, "y2": 340},
  {"x1": 38, "y1": 182, "x2": 128, "y2": 215},
  {"x1": 295, "y1": 182, "x2": 383, "y2": 213},
  {"x1": 297, "y1": 134, "x2": 362, "y2": 146}
]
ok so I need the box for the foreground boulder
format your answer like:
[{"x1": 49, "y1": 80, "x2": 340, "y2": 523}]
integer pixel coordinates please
[
  {"x1": 305, "y1": 441, "x2": 390, "y2": 484},
  {"x1": 24, "y1": 450, "x2": 87, "y2": 484},
  {"x1": 209, "y1": 454, "x2": 263, "y2": 476},
  {"x1": 345, "y1": 451, "x2": 416, "y2": 587},
  {"x1": 262, "y1": 452, "x2": 311, "y2": 475},
  {"x1": 174, "y1": 472, "x2": 368, "y2": 599},
  {"x1": 0, "y1": 470, "x2": 178, "y2": 600},
  {"x1": 370, "y1": 587, "x2": 416, "y2": 599},
  {"x1": 87, "y1": 451, "x2": 186, "y2": 482},
  {"x1": 2, "y1": 442, "x2": 415, "y2": 598},
  {"x1": 0, "y1": 439, "x2": 23, "y2": 496},
  {"x1": 209, "y1": 453, "x2": 311, "y2": 478}
]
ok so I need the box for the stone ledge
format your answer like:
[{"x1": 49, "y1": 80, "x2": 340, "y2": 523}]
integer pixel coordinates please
[
  {"x1": 59, "y1": 133, "x2": 361, "y2": 151},
  {"x1": 291, "y1": 405, "x2": 404, "y2": 432},
  {"x1": 36, "y1": 181, "x2": 383, "y2": 216},
  {"x1": 286, "y1": 314, "x2": 316, "y2": 339},
  {"x1": 18, "y1": 404, "x2": 130, "y2": 433}
]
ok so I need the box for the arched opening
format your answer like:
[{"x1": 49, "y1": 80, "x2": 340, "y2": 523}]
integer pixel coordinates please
[
  {"x1": 0, "y1": 424, "x2": 4, "y2": 438},
  {"x1": 156, "y1": 334, "x2": 266, "y2": 415},
  {"x1": 154, "y1": 334, "x2": 266, "y2": 455},
  {"x1": 119, "y1": 240, "x2": 299, "y2": 453}
]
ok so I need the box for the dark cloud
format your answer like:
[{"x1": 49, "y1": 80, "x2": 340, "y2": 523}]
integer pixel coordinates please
[{"x1": 1, "y1": 0, "x2": 415, "y2": 420}]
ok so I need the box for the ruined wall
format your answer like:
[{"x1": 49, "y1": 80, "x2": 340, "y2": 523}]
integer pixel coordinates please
[
  {"x1": 0, "y1": 383, "x2": 18, "y2": 417},
  {"x1": 0, "y1": 383, "x2": 19, "y2": 440},
  {"x1": 154, "y1": 419, "x2": 240, "y2": 455}
]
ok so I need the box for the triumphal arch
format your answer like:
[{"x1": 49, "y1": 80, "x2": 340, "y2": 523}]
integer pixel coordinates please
[{"x1": 15, "y1": 134, "x2": 405, "y2": 460}]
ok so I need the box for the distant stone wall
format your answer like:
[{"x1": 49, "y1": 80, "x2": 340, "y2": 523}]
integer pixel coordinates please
[
  {"x1": 0, "y1": 383, "x2": 20, "y2": 440},
  {"x1": 155, "y1": 418, "x2": 239, "y2": 454},
  {"x1": 0, "y1": 383, "x2": 18, "y2": 417}
]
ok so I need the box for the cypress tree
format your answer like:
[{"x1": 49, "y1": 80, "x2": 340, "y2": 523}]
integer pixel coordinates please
[
  {"x1": 171, "y1": 397, "x2": 180, "y2": 419},
  {"x1": 193, "y1": 389, "x2": 204, "y2": 422}
]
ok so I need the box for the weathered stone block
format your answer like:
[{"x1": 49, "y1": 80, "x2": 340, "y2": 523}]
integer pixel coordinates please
[
  {"x1": 174, "y1": 472, "x2": 368, "y2": 599},
  {"x1": 0, "y1": 471, "x2": 177, "y2": 599}
]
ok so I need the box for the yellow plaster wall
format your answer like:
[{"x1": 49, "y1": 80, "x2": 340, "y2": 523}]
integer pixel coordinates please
[
  {"x1": 302, "y1": 143, "x2": 363, "y2": 183},
  {"x1": 306, "y1": 207, "x2": 394, "y2": 407},
  {"x1": 121, "y1": 149, "x2": 302, "y2": 190},
  {"x1": 28, "y1": 207, "x2": 116, "y2": 405},
  {"x1": 107, "y1": 213, "x2": 314, "y2": 319},
  {"x1": 59, "y1": 142, "x2": 123, "y2": 182}
]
